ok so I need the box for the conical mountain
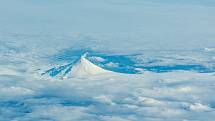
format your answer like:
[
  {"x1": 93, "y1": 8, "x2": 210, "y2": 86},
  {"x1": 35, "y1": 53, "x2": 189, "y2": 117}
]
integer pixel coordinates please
[{"x1": 70, "y1": 54, "x2": 111, "y2": 77}]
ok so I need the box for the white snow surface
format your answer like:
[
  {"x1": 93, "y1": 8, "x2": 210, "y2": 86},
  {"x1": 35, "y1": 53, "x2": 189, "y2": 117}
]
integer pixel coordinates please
[{"x1": 70, "y1": 54, "x2": 112, "y2": 77}]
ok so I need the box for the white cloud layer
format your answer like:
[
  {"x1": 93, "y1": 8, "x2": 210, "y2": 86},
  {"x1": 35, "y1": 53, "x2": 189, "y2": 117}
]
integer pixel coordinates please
[{"x1": 0, "y1": 46, "x2": 215, "y2": 121}]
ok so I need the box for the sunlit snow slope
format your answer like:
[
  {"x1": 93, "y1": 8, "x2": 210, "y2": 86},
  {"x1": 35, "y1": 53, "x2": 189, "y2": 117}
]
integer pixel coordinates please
[{"x1": 70, "y1": 54, "x2": 112, "y2": 77}]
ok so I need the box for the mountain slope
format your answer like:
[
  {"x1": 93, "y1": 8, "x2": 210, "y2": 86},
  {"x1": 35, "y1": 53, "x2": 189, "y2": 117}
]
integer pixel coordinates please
[
  {"x1": 44, "y1": 54, "x2": 112, "y2": 78},
  {"x1": 70, "y1": 54, "x2": 112, "y2": 77}
]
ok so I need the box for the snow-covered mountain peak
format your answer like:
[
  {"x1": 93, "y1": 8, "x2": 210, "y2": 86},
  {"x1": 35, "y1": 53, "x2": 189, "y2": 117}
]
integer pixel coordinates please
[
  {"x1": 70, "y1": 54, "x2": 111, "y2": 77},
  {"x1": 43, "y1": 53, "x2": 113, "y2": 78}
]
